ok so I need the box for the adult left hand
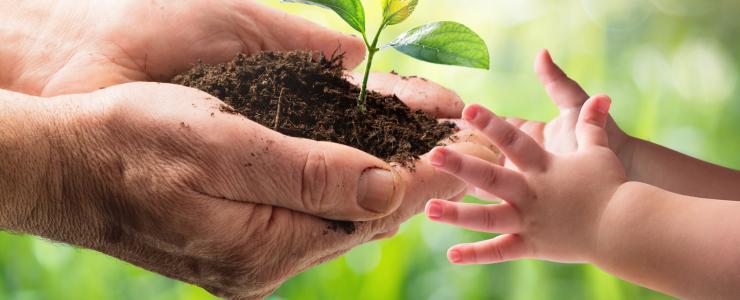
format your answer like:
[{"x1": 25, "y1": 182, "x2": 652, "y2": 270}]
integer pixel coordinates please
[{"x1": 1, "y1": 0, "x2": 463, "y2": 118}]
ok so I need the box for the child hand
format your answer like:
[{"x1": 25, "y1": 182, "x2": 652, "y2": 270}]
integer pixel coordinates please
[
  {"x1": 496, "y1": 49, "x2": 632, "y2": 167},
  {"x1": 425, "y1": 95, "x2": 627, "y2": 264}
]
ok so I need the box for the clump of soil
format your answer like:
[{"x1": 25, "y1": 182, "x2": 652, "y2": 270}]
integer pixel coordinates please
[{"x1": 172, "y1": 51, "x2": 455, "y2": 166}]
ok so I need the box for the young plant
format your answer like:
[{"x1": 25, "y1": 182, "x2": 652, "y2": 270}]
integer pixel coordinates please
[{"x1": 282, "y1": 0, "x2": 490, "y2": 112}]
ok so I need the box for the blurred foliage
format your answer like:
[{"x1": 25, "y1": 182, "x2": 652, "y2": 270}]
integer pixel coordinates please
[{"x1": 3, "y1": 0, "x2": 739, "y2": 299}]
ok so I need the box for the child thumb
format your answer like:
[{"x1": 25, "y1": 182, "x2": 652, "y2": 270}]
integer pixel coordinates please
[{"x1": 575, "y1": 94, "x2": 612, "y2": 149}]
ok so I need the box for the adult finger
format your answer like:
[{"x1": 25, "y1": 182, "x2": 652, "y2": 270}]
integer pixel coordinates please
[
  {"x1": 448, "y1": 234, "x2": 530, "y2": 264},
  {"x1": 462, "y1": 104, "x2": 548, "y2": 171},
  {"x1": 345, "y1": 72, "x2": 465, "y2": 118},
  {"x1": 428, "y1": 147, "x2": 529, "y2": 204},
  {"x1": 371, "y1": 226, "x2": 400, "y2": 241},
  {"x1": 534, "y1": 49, "x2": 589, "y2": 110},
  {"x1": 235, "y1": 1, "x2": 367, "y2": 68},
  {"x1": 296, "y1": 132, "x2": 504, "y2": 259},
  {"x1": 426, "y1": 199, "x2": 521, "y2": 233},
  {"x1": 268, "y1": 138, "x2": 407, "y2": 221},
  {"x1": 40, "y1": 1, "x2": 367, "y2": 97},
  {"x1": 576, "y1": 94, "x2": 612, "y2": 149},
  {"x1": 191, "y1": 120, "x2": 405, "y2": 221}
]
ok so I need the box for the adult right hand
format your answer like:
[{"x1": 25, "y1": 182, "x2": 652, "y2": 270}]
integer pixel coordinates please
[{"x1": 0, "y1": 82, "x2": 497, "y2": 299}]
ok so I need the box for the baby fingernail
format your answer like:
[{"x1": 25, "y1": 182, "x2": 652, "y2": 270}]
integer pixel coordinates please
[
  {"x1": 427, "y1": 201, "x2": 443, "y2": 219},
  {"x1": 597, "y1": 97, "x2": 612, "y2": 114},
  {"x1": 463, "y1": 106, "x2": 479, "y2": 121},
  {"x1": 429, "y1": 148, "x2": 446, "y2": 166},
  {"x1": 448, "y1": 249, "x2": 463, "y2": 263}
]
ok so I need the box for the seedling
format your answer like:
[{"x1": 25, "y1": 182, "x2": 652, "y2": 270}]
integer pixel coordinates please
[{"x1": 282, "y1": 0, "x2": 490, "y2": 112}]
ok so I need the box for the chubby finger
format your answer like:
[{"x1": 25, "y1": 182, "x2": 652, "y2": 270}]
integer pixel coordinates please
[
  {"x1": 345, "y1": 72, "x2": 465, "y2": 118},
  {"x1": 303, "y1": 132, "x2": 504, "y2": 254},
  {"x1": 462, "y1": 104, "x2": 548, "y2": 171},
  {"x1": 576, "y1": 95, "x2": 612, "y2": 148},
  {"x1": 281, "y1": 138, "x2": 502, "y2": 264},
  {"x1": 504, "y1": 118, "x2": 545, "y2": 147},
  {"x1": 426, "y1": 199, "x2": 521, "y2": 233},
  {"x1": 519, "y1": 121, "x2": 546, "y2": 146},
  {"x1": 428, "y1": 147, "x2": 528, "y2": 203},
  {"x1": 505, "y1": 117, "x2": 526, "y2": 128},
  {"x1": 534, "y1": 49, "x2": 589, "y2": 110},
  {"x1": 448, "y1": 234, "x2": 530, "y2": 264},
  {"x1": 470, "y1": 187, "x2": 503, "y2": 202},
  {"x1": 448, "y1": 190, "x2": 467, "y2": 202}
]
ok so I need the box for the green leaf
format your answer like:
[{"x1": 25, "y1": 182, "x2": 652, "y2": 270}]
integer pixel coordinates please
[
  {"x1": 382, "y1": 0, "x2": 419, "y2": 26},
  {"x1": 282, "y1": 0, "x2": 366, "y2": 33},
  {"x1": 387, "y1": 21, "x2": 490, "y2": 69}
]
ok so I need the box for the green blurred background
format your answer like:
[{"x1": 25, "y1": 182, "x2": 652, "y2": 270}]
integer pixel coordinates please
[{"x1": 3, "y1": 0, "x2": 739, "y2": 299}]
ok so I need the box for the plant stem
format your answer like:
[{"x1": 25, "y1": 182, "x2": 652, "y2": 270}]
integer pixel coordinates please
[
  {"x1": 358, "y1": 50, "x2": 375, "y2": 113},
  {"x1": 358, "y1": 24, "x2": 386, "y2": 113},
  {"x1": 273, "y1": 88, "x2": 285, "y2": 130}
]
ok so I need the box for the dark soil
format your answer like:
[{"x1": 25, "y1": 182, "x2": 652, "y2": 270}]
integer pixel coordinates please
[{"x1": 172, "y1": 51, "x2": 455, "y2": 166}]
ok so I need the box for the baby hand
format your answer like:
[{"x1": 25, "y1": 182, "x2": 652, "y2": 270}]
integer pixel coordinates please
[{"x1": 425, "y1": 95, "x2": 627, "y2": 264}]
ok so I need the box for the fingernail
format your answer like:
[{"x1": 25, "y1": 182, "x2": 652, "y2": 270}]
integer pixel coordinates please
[
  {"x1": 597, "y1": 97, "x2": 612, "y2": 114},
  {"x1": 542, "y1": 49, "x2": 552, "y2": 62},
  {"x1": 427, "y1": 201, "x2": 443, "y2": 219},
  {"x1": 358, "y1": 168, "x2": 398, "y2": 213},
  {"x1": 429, "y1": 148, "x2": 446, "y2": 167},
  {"x1": 448, "y1": 249, "x2": 463, "y2": 263},
  {"x1": 463, "y1": 106, "x2": 479, "y2": 121}
]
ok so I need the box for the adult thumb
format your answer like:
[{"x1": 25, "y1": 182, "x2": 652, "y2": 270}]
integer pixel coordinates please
[
  {"x1": 223, "y1": 131, "x2": 407, "y2": 222},
  {"x1": 289, "y1": 138, "x2": 406, "y2": 221}
]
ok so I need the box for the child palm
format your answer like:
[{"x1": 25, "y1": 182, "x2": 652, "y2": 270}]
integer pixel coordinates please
[
  {"x1": 499, "y1": 50, "x2": 632, "y2": 169},
  {"x1": 425, "y1": 96, "x2": 627, "y2": 264}
]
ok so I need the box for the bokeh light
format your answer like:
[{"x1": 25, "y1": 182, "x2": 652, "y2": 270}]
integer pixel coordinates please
[{"x1": 2, "y1": 0, "x2": 740, "y2": 299}]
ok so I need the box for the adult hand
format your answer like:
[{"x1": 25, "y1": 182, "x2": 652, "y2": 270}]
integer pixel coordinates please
[
  {"x1": 0, "y1": 83, "x2": 496, "y2": 299},
  {"x1": 0, "y1": 0, "x2": 463, "y2": 118},
  {"x1": 0, "y1": 1, "x2": 490, "y2": 297},
  {"x1": 0, "y1": 0, "x2": 354, "y2": 96}
]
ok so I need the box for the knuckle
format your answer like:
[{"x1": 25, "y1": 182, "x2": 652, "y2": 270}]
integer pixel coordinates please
[
  {"x1": 579, "y1": 115, "x2": 601, "y2": 127},
  {"x1": 446, "y1": 203, "x2": 459, "y2": 222},
  {"x1": 500, "y1": 126, "x2": 520, "y2": 148},
  {"x1": 300, "y1": 149, "x2": 330, "y2": 214},
  {"x1": 492, "y1": 244, "x2": 505, "y2": 262},
  {"x1": 478, "y1": 113, "x2": 496, "y2": 134},
  {"x1": 447, "y1": 153, "x2": 464, "y2": 174},
  {"x1": 483, "y1": 206, "x2": 498, "y2": 231},
  {"x1": 467, "y1": 247, "x2": 479, "y2": 264},
  {"x1": 480, "y1": 167, "x2": 498, "y2": 189}
]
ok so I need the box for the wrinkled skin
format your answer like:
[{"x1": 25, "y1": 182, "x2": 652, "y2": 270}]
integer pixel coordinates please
[
  {"x1": 0, "y1": 0, "x2": 497, "y2": 298},
  {"x1": 25, "y1": 83, "x2": 494, "y2": 298},
  {"x1": 0, "y1": 0, "x2": 461, "y2": 118}
]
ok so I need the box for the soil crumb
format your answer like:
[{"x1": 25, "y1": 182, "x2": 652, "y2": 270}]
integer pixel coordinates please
[
  {"x1": 326, "y1": 220, "x2": 356, "y2": 235},
  {"x1": 172, "y1": 51, "x2": 455, "y2": 166}
]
